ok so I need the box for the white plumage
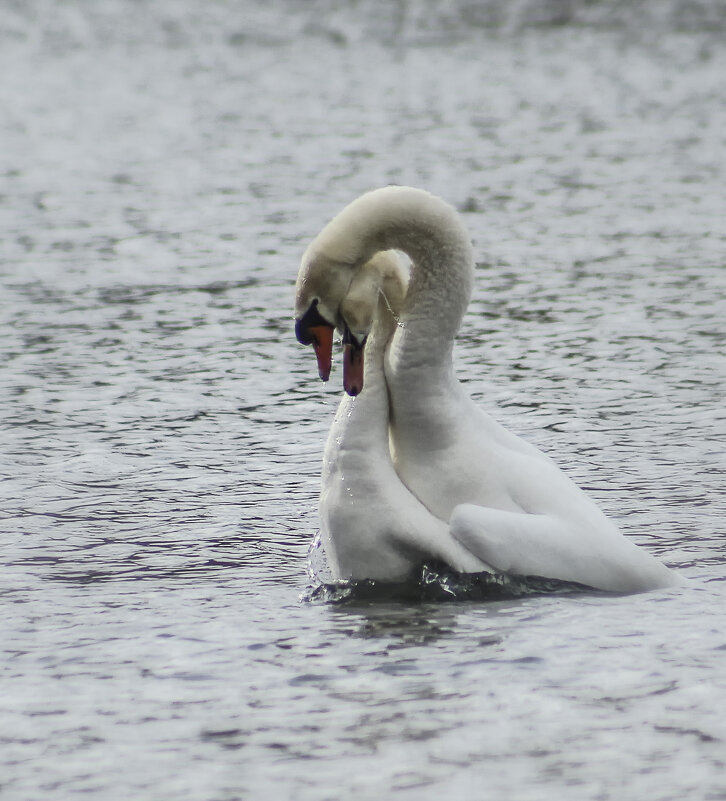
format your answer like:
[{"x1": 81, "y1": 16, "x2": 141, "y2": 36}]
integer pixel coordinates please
[{"x1": 296, "y1": 187, "x2": 682, "y2": 592}]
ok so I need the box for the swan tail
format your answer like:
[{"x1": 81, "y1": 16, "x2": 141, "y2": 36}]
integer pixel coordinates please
[{"x1": 449, "y1": 504, "x2": 682, "y2": 594}]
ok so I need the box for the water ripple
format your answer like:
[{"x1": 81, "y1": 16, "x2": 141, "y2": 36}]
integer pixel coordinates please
[{"x1": 1, "y1": 5, "x2": 725, "y2": 800}]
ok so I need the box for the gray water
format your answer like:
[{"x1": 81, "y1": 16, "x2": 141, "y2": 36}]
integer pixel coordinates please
[{"x1": 2, "y1": 1, "x2": 726, "y2": 799}]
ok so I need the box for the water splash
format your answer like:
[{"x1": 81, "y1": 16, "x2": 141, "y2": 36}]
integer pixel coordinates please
[{"x1": 302, "y1": 557, "x2": 595, "y2": 604}]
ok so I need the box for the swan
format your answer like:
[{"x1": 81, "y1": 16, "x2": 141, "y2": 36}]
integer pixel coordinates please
[
  {"x1": 315, "y1": 250, "x2": 493, "y2": 581},
  {"x1": 295, "y1": 186, "x2": 682, "y2": 592}
]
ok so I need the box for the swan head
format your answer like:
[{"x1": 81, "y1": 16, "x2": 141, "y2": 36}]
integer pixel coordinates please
[
  {"x1": 335, "y1": 252, "x2": 409, "y2": 396},
  {"x1": 294, "y1": 250, "x2": 353, "y2": 381},
  {"x1": 338, "y1": 272, "x2": 375, "y2": 398},
  {"x1": 294, "y1": 199, "x2": 386, "y2": 380},
  {"x1": 295, "y1": 248, "x2": 408, "y2": 395}
]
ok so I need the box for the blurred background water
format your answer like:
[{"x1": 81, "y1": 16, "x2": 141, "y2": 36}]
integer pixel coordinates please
[{"x1": 1, "y1": 1, "x2": 725, "y2": 799}]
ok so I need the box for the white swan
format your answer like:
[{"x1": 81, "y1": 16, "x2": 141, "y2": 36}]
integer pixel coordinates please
[
  {"x1": 316, "y1": 251, "x2": 492, "y2": 581},
  {"x1": 295, "y1": 186, "x2": 682, "y2": 593}
]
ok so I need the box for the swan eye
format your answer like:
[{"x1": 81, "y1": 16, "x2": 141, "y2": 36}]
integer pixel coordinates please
[
  {"x1": 295, "y1": 299, "x2": 332, "y2": 346},
  {"x1": 342, "y1": 325, "x2": 367, "y2": 350}
]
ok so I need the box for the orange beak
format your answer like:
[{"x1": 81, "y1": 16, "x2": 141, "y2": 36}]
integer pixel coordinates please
[{"x1": 309, "y1": 324, "x2": 334, "y2": 381}]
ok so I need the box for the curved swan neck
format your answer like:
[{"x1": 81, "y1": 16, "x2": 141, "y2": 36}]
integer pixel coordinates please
[
  {"x1": 357, "y1": 285, "x2": 401, "y2": 426},
  {"x1": 358, "y1": 187, "x2": 474, "y2": 370},
  {"x1": 332, "y1": 298, "x2": 394, "y2": 461},
  {"x1": 310, "y1": 187, "x2": 474, "y2": 343}
]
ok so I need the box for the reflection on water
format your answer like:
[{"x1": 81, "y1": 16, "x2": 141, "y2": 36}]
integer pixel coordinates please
[
  {"x1": 2, "y1": 1, "x2": 726, "y2": 799},
  {"x1": 332, "y1": 604, "x2": 463, "y2": 648}
]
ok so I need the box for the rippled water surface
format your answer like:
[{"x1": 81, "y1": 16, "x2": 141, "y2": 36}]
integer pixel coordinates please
[{"x1": 2, "y1": 2, "x2": 725, "y2": 799}]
